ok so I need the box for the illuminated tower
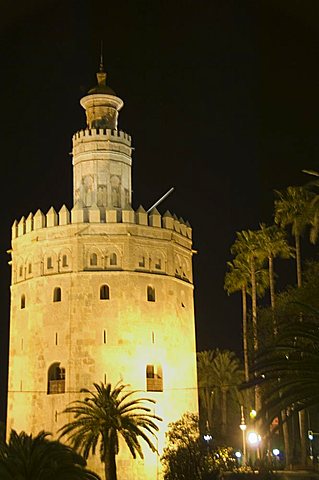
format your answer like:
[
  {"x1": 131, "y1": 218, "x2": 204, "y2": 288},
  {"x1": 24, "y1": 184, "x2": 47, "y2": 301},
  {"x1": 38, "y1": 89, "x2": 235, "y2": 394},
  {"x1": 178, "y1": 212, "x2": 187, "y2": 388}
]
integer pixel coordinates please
[{"x1": 7, "y1": 63, "x2": 198, "y2": 479}]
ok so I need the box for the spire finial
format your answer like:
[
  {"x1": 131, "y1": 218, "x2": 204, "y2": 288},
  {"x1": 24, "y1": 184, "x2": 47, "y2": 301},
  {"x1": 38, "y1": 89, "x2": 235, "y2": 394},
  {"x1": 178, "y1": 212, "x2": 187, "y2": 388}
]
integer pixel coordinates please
[
  {"x1": 99, "y1": 40, "x2": 104, "y2": 72},
  {"x1": 96, "y1": 40, "x2": 106, "y2": 86}
]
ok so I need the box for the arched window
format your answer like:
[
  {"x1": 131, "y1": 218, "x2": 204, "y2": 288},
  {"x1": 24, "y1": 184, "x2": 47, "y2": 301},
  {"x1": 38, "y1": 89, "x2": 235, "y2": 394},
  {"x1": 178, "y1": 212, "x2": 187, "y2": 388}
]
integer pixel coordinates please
[
  {"x1": 146, "y1": 364, "x2": 163, "y2": 392},
  {"x1": 100, "y1": 284, "x2": 110, "y2": 300},
  {"x1": 53, "y1": 287, "x2": 61, "y2": 302},
  {"x1": 147, "y1": 286, "x2": 156, "y2": 302},
  {"x1": 21, "y1": 294, "x2": 26, "y2": 309},
  {"x1": 47, "y1": 362, "x2": 65, "y2": 394},
  {"x1": 110, "y1": 253, "x2": 117, "y2": 266},
  {"x1": 62, "y1": 255, "x2": 68, "y2": 267},
  {"x1": 90, "y1": 253, "x2": 97, "y2": 266}
]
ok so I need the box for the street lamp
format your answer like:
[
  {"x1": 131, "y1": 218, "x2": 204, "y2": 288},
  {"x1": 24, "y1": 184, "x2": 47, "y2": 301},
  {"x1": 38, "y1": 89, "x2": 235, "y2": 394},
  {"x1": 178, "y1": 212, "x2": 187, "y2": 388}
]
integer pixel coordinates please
[
  {"x1": 239, "y1": 405, "x2": 247, "y2": 464},
  {"x1": 247, "y1": 431, "x2": 261, "y2": 462}
]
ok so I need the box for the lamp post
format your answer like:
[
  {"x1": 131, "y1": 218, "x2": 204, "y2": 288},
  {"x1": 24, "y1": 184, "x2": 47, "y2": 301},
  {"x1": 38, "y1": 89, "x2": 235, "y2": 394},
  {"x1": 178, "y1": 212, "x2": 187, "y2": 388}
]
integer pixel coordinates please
[{"x1": 239, "y1": 405, "x2": 247, "y2": 465}]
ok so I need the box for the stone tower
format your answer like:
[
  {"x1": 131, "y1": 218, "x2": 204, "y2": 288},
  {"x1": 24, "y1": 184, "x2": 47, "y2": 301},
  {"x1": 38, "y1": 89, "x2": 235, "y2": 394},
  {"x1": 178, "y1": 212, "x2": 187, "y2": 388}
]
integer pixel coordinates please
[{"x1": 7, "y1": 63, "x2": 198, "y2": 479}]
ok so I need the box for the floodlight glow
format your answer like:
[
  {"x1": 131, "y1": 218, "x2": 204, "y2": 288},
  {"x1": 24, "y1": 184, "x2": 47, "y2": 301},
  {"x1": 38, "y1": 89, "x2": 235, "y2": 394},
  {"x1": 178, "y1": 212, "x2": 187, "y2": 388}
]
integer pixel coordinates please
[
  {"x1": 272, "y1": 448, "x2": 280, "y2": 456},
  {"x1": 235, "y1": 451, "x2": 242, "y2": 458},
  {"x1": 248, "y1": 431, "x2": 261, "y2": 445}
]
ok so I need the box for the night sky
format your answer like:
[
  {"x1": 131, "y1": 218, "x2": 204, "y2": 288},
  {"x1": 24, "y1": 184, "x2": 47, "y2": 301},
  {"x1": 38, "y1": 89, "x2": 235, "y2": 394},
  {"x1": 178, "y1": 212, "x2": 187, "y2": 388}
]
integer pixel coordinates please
[{"x1": 1, "y1": 0, "x2": 319, "y2": 424}]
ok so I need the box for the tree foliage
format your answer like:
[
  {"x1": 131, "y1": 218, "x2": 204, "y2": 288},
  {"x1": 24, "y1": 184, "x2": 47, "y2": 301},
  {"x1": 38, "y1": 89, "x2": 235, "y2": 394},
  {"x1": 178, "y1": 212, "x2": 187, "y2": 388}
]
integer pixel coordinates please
[
  {"x1": 161, "y1": 413, "x2": 236, "y2": 480},
  {"x1": 252, "y1": 313, "x2": 319, "y2": 423},
  {"x1": 0, "y1": 429, "x2": 100, "y2": 480},
  {"x1": 197, "y1": 350, "x2": 250, "y2": 445},
  {"x1": 59, "y1": 382, "x2": 161, "y2": 480}
]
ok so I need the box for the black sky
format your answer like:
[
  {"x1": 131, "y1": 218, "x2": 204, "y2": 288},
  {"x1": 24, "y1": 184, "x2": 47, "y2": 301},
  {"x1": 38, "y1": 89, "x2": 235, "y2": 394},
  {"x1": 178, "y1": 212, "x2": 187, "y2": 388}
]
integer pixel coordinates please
[{"x1": 1, "y1": 0, "x2": 319, "y2": 424}]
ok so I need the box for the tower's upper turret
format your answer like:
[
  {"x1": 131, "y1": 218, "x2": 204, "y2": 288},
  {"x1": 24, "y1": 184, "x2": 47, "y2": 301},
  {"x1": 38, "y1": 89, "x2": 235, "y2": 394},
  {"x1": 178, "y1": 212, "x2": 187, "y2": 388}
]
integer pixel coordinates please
[
  {"x1": 80, "y1": 60, "x2": 123, "y2": 130},
  {"x1": 72, "y1": 63, "x2": 132, "y2": 212}
]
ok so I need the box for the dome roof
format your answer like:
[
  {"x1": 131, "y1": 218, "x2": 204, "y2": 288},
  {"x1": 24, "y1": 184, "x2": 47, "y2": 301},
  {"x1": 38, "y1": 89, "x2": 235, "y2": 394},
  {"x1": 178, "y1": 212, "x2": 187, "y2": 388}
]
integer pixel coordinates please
[
  {"x1": 87, "y1": 68, "x2": 116, "y2": 96},
  {"x1": 88, "y1": 83, "x2": 116, "y2": 95}
]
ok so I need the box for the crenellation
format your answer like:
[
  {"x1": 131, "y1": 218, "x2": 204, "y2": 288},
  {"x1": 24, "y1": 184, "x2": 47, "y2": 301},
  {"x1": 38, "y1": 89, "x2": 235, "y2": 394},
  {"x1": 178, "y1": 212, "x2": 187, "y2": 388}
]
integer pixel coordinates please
[
  {"x1": 162, "y1": 210, "x2": 174, "y2": 230},
  {"x1": 26, "y1": 213, "x2": 33, "y2": 233},
  {"x1": 73, "y1": 128, "x2": 131, "y2": 146},
  {"x1": 33, "y1": 210, "x2": 45, "y2": 231},
  {"x1": 59, "y1": 205, "x2": 70, "y2": 225},
  {"x1": 122, "y1": 208, "x2": 135, "y2": 224},
  {"x1": 46, "y1": 207, "x2": 58, "y2": 228},
  {"x1": 12, "y1": 220, "x2": 18, "y2": 239},
  {"x1": 136, "y1": 205, "x2": 148, "y2": 226},
  {"x1": 186, "y1": 223, "x2": 192, "y2": 239},
  {"x1": 71, "y1": 202, "x2": 85, "y2": 224},
  {"x1": 18, "y1": 217, "x2": 26, "y2": 237},
  {"x1": 105, "y1": 209, "x2": 118, "y2": 223},
  {"x1": 173, "y1": 215, "x2": 181, "y2": 234},
  {"x1": 11, "y1": 205, "x2": 192, "y2": 240},
  {"x1": 149, "y1": 208, "x2": 161, "y2": 228},
  {"x1": 88, "y1": 204, "x2": 101, "y2": 223}
]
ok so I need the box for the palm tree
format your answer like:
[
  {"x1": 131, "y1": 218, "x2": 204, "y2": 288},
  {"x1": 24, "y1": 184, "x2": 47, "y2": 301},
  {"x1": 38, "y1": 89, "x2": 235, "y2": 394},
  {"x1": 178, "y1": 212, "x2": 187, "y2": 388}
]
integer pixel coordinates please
[
  {"x1": 197, "y1": 350, "x2": 215, "y2": 435},
  {"x1": 274, "y1": 186, "x2": 313, "y2": 288},
  {"x1": 224, "y1": 259, "x2": 250, "y2": 382},
  {"x1": 254, "y1": 224, "x2": 295, "y2": 466},
  {"x1": 230, "y1": 230, "x2": 270, "y2": 417},
  {"x1": 198, "y1": 350, "x2": 245, "y2": 440},
  {"x1": 210, "y1": 349, "x2": 244, "y2": 438},
  {"x1": 59, "y1": 382, "x2": 161, "y2": 480},
  {"x1": 231, "y1": 230, "x2": 266, "y2": 353},
  {"x1": 0, "y1": 430, "x2": 100, "y2": 480},
  {"x1": 257, "y1": 224, "x2": 294, "y2": 332},
  {"x1": 225, "y1": 242, "x2": 269, "y2": 419}
]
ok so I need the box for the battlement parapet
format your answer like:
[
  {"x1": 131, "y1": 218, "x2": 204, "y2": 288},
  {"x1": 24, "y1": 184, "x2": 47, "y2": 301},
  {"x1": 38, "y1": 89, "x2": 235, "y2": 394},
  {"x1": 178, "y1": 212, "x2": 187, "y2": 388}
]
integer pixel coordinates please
[
  {"x1": 12, "y1": 205, "x2": 192, "y2": 241},
  {"x1": 72, "y1": 128, "x2": 131, "y2": 146}
]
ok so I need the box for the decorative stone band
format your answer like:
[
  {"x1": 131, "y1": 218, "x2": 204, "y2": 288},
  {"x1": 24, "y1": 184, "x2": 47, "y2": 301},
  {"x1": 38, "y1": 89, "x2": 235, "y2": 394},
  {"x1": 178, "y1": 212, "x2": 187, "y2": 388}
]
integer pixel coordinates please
[{"x1": 12, "y1": 206, "x2": 192, "y2": 240}]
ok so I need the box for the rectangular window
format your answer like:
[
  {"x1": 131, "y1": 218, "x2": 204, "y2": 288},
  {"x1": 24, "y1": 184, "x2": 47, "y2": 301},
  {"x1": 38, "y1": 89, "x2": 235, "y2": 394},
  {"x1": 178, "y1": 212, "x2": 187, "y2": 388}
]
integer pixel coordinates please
[
  {"x1": 139, "y1": 257, "x2": 145, "y2": 267},
  {"x1": 146, "y1": 364, "x2": 163, "y2": 392},
  {"x1": 103, "y1": 329, "x2": 107, "y2": 344},
  {"x1": 47, "y1": 257, "x2": 53, "y2": 269},
  {"x1": 147, "y1": 286, "x2": 156, "y2": 302}
]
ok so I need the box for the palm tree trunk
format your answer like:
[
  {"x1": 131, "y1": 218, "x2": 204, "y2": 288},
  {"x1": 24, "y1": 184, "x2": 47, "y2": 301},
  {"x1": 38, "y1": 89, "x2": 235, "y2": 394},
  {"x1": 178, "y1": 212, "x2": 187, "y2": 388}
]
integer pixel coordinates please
[
  {"x1": 250, "y1": 258, "x2": 262, "y2": 413},
  {"x1": 294, "y1": 233, "x2": 307, "y2": 465},
  {"x1": 250, "y1": 258, "x2": 258, "y2": 351},
  {"x1": 280, "y1": 409, "x2": 291, "y2": 469},
  {"x1": 298, "y1": 409, "x2": 307, "y2": 467},
  {"x1": 104, "y1": 443, "x2": 117, "y2": 480},
  {"x1": 268, "y1": 255, "x2": 275, "y2": 310},
  {"x1": 203, "y1": 387, "x2": 214, "y2": 433},
  {"x1": 221, "y1": 388, "x2": 227, "y2": 438},
  {"x1": 268, "y1": 255, "x2": 277, "y2": 335},
  {"x1": 295, "y1": 234, "x2": 302, "y2": 288},
  {"x1": 242, "y1": 286, "x2": 249, "y2": 382}
]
